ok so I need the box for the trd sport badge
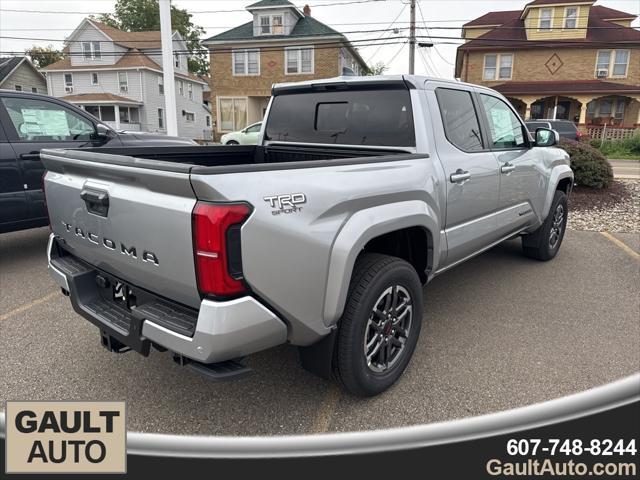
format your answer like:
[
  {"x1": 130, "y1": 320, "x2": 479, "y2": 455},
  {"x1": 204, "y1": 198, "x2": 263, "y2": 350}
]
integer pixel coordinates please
[{"x1": 263, "y1": 193, "x2": 306, "y2": 215}]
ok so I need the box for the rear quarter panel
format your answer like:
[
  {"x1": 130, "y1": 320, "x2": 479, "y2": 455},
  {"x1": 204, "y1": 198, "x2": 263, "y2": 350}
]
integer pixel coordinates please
[{"x1": 190, "y1": 154, "x2": 444, "y2": 345}]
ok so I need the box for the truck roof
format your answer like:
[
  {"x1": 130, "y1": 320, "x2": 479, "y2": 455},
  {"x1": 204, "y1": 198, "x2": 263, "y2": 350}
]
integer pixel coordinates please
[{"x1": 271, "y1": 75, "x2": 496, "y2": 95}]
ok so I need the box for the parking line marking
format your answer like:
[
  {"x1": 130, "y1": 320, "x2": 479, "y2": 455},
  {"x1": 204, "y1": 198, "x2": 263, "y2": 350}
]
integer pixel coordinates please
[
  {"x1": 309, "y1": 385, "x2": 341, "y2": 434},
  {"x1": 600, "y1": 232, "x2": 640, "y2": 260},
  {"x1": 0, "y1": 292, "x2": 58, "y2": 322}
]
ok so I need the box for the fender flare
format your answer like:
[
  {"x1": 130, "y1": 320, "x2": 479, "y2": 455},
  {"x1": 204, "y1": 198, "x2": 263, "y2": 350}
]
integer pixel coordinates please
[
  {"x1": 542, "y1": 165, "x2": 574, "y2": 221},
  {"x1": 322, "y1": 200, "x2": 440, "y2": 327}
]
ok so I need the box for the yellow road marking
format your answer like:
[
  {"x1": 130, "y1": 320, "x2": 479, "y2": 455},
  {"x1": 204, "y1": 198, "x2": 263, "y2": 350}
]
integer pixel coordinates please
[
  {"x1": 0, "y1": 292, "x2": 58, "y2": 322},
  {"x1": 600, "y1": 232, "x2": 640, "y2": 260},
  {"x1": 309, "y1": 384, "x2": 341, "y2": 434}
]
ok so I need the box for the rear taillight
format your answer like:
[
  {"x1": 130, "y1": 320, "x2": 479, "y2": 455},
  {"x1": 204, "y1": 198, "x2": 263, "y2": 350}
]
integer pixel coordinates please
[{"x1": 192, "y1": 202, "x2": 251, "y2": 298}]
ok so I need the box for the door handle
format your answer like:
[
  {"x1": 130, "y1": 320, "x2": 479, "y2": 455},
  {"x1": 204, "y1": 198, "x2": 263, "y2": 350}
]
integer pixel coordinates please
[
  {"x1": 20, "y1": 153, "x2": 41, "y2": 161},
  {"x1": 501, "y1": 162, "x2": 516, "y2": 174},
  {"x1": 450, "y1": 169, "x2": 471, "y2": 184}
]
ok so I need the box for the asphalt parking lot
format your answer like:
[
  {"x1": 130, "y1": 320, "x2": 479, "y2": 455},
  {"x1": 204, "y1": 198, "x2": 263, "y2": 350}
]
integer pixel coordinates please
[{"x1": 1, "y1": 227, "x2": 638, "y2": 436}]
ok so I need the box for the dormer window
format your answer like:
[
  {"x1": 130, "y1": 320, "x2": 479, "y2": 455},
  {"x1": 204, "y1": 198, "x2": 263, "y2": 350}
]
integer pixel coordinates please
[
  {"x1": 82, "y1": 41, "x2": 101, "y2": 60},
  {"x1": 564, "y1": 7, "x2": 578, "y2": 29},
  {"x1": 259, "y1": 15, "x2": 284, "y2": 35},
  {"x1": 174, "y1": 53, "x2": 181, "y2": 69},
  {"x1": 538, "y1": 8, "x2": 553, "y2": 30}
]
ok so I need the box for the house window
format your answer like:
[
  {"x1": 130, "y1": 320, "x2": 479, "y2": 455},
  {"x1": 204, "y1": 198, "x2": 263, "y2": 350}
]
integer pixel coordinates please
[
  {"x1": 596, "y1": 50, "x2": 630, "y2": 78},
  {"x1": 219, "y1": 97, "x2": 247, "y2": 131},
  {"x1": 64, "y1": 73, "x2": 73, "y2": 92},
  {"x1": 599, "y1": 99, "x2": 612, "y2": 116},
  {"x1": 158, "y1": 76, "x2": 164, "y2": 94},
  {"x1": 118, "y1": 72, "x2": 128, "y2": 93},
  {"x1": 259, "y1": 15, "x2": 283, "y2": 35},
  {"x1": 178, "y1": 80, "x2": 184, "y2": 96},
  {"x1": 174, "y1": 53, "x2": 180, "y2": 69},
  {"x1": 260, "y1": 16, "x2": 271, "y2": 34},
  {"x1": 206, "y1": 115, "x2": 211, "y2": 127},
  {"x1": 614, "y1": 99, "x2": 625, "y2": 120},
  {"x1": 188, "y1": 83, "x2": 193, "y2": 100},
  {"x1": 483, "y1": 53, "x2": 512, "y2": 81},
  {"x1": 232, "y1": 49, "x2": 260, "y2": 76},
  {"x1": 539, "y1": 8, "x2": 553, "y2": 30},
  {"x1": 91, "y1": 72, "x2": 99, "y2": 85},
  {"x1": 14, "y1": 85, "x2": 22, "y2": 91},
  {"x1": 82, "y1": 42, "x2": 101, "y2": 60},
  {"x1": 586, "y1": 101, "x2": 596, "y2": 117},
  {"x1": 185, "y1": 111, "x2": 195, "y2": 123},
  {"x1": 285, "y1": 47, "x2": 314, "y2": 74},
  {"x1": 31, "y1": 87, "x2": 38, "y2": 93},
  {"x1": 612, "y1": 50, "x2": 630, "y2": 77},
  {"x1": 118, "y1": 106, "x2": 140, "y2": 124},
  {"x1": 158, "y1": 108, "x2": 164, "y2": 129},
  {"x1": 564, "y1": 7, "x2": 577, "y2": 29}
]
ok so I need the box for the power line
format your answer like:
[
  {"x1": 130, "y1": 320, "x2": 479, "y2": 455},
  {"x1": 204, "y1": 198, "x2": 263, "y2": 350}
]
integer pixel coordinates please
[{"x1": 365, "y1": 2, "x2": 408, "y2": 63}]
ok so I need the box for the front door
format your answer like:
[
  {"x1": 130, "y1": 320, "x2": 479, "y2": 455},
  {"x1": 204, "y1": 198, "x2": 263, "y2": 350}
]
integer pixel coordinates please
[
  {"x1": 0, "y1": 125, "x2": 29, "y2": 230},
  {"x1": 0, "y1": 95, "x2": 99, "y2": 223},
  {"x1": 433, "y1": 87, "x2": 501, "y2": 268},
  {"x1": 477, "y1": 93, "x2": 545, "y2": 236}
]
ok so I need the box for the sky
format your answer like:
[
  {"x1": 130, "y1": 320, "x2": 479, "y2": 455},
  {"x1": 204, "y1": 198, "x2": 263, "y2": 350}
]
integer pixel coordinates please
[{"x1": 0, "y1": 0, "x2": 638, "y2": 78}]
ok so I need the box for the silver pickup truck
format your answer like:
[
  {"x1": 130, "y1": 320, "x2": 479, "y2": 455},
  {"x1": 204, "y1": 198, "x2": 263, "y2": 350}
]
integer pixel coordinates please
[{"x1": 42, "y1": 76, "x2": 573, "y2": 396}]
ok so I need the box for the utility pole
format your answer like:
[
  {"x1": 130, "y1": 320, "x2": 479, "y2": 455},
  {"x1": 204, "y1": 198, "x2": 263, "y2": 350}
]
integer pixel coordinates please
[
  {"x1": 408, "y1": 0, "x2": 416, "y2": 74},
  {"x1": 159, "y1": 0, "x2": 178, "y2": 136}
]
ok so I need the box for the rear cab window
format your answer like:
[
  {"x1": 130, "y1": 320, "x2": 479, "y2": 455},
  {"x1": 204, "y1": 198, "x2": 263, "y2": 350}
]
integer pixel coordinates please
[
  {"x1": 265, "y1": 87, "x2": 415, "y2": 147},
  {"x1": 550, "y1": 121, "x2": 577, "y2": 133},
  {"x1": 435, "y1": 88, "x2": 484, "y2": 152},
  {"x1": 526, "y1": 121, "x2": 550, "y2": 132}
]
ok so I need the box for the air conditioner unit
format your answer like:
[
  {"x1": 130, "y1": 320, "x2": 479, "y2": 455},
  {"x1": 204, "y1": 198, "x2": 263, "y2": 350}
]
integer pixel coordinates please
[
  {"x1": 596, "y1": 69, "x2": 608, "y2": 78},
  {"x1": 64, "y1": 86, "x2": 74, "y2": 93}
]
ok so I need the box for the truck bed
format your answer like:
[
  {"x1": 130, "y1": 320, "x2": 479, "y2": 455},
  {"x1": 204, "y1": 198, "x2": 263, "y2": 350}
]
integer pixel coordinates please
[{"x1": 46, "y1": 145, "x2": 416, "y2": 174}]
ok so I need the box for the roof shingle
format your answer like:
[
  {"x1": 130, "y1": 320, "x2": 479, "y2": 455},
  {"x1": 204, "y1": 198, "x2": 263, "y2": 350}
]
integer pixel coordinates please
[
  {"x1": 0, "y1": 57, "x2": 23, "y2": 83},
  {"x1": 60, "y1": 92, "x2": 142, "y2": 104},
  {"x1": 205, "y1": 15, "x2": 341, "y2": 42},
  {"x1": 246, "y1": 0, "x2": 295, "y2": 8},
  {"x1": 493, "y1": 80, "x2": 640, "y2": 95}
]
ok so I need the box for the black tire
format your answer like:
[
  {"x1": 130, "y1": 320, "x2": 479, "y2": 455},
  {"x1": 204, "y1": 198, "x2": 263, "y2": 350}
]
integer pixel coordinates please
[
  {"x1": 226, "y1": 140, "x2": 239, "y2": 145},
  {"x1": 334, "y1": 253, "x2": 423, "y2": 397},
  {"x1": 522, "y1": 190, "x2": 568, "y2": 261}
]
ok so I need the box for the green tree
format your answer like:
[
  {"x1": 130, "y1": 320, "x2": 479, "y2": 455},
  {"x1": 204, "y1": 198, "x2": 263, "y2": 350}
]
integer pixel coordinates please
[
  {"x1": 93, "y1": 0, "x2": 208, "y2": 75},
  {"x1": 25, "y1": 45, "x2": 65, "y2": 69},
  {"x1": 364, "y1": 62, "x2": 388, "y2": 76}
]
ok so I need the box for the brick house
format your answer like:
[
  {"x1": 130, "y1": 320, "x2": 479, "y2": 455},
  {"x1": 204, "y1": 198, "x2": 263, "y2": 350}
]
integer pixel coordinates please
[
  {"x1": 42, "y1": 18, "x2": 211, "y2": 139},
  {"x1": 203, "y1": 0, "x2": 368, "y2": 136},
  {"x1": 456, "y1": 0, "x2": 640, "y2": 137}
]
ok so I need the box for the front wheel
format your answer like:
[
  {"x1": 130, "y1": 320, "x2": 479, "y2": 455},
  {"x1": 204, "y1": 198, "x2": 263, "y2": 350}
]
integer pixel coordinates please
[
  {"x1": 522, "y1": 190, "x2": 568, "y2": 261},
  {"x1": 225, "y1": 140, "x2": 239, "y2": 145},
  {"x1": 334, "y1": 253, "x2": 423, "y2": 397}
]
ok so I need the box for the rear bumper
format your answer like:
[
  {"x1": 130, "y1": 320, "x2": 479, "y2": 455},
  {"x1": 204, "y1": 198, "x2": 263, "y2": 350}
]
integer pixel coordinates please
[{"x1": 47, "y1": 234, "x2": 287, "y2": 363}]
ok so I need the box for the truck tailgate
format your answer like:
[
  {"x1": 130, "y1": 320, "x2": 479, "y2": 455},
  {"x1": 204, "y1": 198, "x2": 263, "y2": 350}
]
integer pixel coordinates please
[{"x1": 41, "y1": 149, "x2": 201, "y2": 309}]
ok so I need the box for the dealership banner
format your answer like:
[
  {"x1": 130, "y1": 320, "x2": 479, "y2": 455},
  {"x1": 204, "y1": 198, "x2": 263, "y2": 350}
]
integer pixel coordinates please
[{"x1": 1, "y1": 378, "x2": 638, "y2": 479}]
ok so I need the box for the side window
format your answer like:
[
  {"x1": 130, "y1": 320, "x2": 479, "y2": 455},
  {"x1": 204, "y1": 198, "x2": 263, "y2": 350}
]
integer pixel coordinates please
[
  {"x1": 0, "y1": 97, "x2": 95, "y2": 142},
  {"x1": 246, "y1": 123, "x2": 261, "y2": 133},
  {"x1": 479, "y1": 94, "x2": 527, "y2": 149},
  {"x1": 435, "y1": 88, "x2": 484, "y2": 152}
]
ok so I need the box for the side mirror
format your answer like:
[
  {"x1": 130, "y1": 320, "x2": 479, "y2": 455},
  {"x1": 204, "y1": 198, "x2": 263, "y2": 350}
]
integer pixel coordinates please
[
  {"x1": 93, "y1": 124, "x2": 113, "y2": 142},
  {"x1": 535, "y1": 127, "x2": 559, "y2": 147}
]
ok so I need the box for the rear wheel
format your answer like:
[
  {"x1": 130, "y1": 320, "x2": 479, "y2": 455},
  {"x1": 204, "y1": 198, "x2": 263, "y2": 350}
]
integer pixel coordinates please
[
  {"x1": 334, "y1": 253, "x2": 423, "y2": 397},
  {"x1": 522, "y1": 190, "x2": 568, "y2": 261},
  {"x1": 226, "y1": 140, "x2": 239, "y2": 145}
]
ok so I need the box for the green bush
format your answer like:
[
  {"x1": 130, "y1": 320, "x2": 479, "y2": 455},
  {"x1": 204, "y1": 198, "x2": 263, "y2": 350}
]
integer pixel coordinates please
[
  {"x1": 597, "y1": 134, "x2": 640, "y2": 159},
  {"x1": 558, "y1": 138, "x2": 613, "y2": 189}
]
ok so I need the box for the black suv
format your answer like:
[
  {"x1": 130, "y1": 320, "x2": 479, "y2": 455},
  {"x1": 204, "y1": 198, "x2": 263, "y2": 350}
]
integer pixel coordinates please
[
  {"x1": 525, "y1": 119, "x2": 586, "y2": 141},
  {"x1": 0, "y1": 90, "x2": 196, "y2": 234}
]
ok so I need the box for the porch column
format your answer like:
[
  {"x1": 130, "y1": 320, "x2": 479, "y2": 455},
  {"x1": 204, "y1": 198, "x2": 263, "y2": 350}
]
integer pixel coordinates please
[
  {"x1": 575, "y1": 96, "x2": 592, "y2": 132},
  {"x1": 520, "y1": 96, "x2": 537, "y2": 121},
  {"x1": 114, "y1": 105, "x2": 121, "y2": 130}
]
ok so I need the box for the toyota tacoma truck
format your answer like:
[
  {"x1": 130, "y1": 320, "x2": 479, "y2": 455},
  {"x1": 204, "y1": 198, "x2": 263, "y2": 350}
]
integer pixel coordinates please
[{"x1": 42, "y1": 76, "x2": 573, "y2": 396}]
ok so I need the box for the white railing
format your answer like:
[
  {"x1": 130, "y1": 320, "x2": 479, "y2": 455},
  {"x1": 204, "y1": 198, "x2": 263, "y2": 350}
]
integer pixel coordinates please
[
  {"x1": 104, "y1": 122, "x2": 142, "y2": 132},
  {"x1": 587, "y1": 125, "x2": 638, "y2": 140}
]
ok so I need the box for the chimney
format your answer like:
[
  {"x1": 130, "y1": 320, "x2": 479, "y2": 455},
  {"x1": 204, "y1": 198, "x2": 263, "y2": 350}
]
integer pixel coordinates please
[{"x1": 303, "y1": 4, "x2": 311, "y2": 16}]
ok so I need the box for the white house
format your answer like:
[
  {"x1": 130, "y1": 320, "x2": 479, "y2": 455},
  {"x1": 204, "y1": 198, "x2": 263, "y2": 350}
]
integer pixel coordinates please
[{"x1": 42, "y1": 18, "x2": 211, "y2": 139}]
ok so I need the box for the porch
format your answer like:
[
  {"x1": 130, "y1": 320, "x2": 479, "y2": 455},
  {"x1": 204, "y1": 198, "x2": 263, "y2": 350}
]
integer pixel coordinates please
[
  {"x1": 60, "y1": 93, "x2": 144, "y2": 132},
  {"x1": 494, "y1": 80, "x2": 640, "y2": 138}
]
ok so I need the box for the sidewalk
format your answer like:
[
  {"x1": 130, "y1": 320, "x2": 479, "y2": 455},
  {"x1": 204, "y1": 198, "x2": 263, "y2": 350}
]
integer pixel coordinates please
[{"x1": 609, "y1": 159, "x2": 640, "y2": 180}]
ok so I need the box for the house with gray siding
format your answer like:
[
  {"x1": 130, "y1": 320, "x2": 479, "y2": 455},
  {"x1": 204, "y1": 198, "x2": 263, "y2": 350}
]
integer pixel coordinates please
[
  {"x1": 0, "y1": 57, "x2": 47, "y2": 93},
  {"x1": 42, "y1": 19, "x2": 210, "y2": 139}
]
